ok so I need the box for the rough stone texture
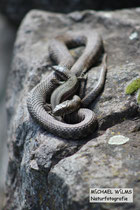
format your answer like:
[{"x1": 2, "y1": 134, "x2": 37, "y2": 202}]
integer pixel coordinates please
[
  {"x1": 4, "y1": 8, "x2": 140, "y2": 209},
  {"x1": 0, "y1": 0, "x2": 140, "y2": 25},
  {"x1": 0, "y1": 13, "x2": 16, "y2": 209}
]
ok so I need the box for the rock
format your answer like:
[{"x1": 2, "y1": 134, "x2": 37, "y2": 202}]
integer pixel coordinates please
[
  {"x1": 1, "y1": 0, "x2": 140, "y2": 25},
  {"x1": 4, "y1": 9, "x2": 140, "y2": 209},
  {"x1": 48, "y1": 121, "x2": 140, "y2": 209},
  {"x1": 0, "y1": 13, "x2": 16, "y2": 209}
]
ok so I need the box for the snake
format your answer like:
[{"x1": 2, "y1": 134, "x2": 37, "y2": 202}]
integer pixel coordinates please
[
  {"x1": 50, "y1": 65, "x2": 79, "y2": 112},
  {"x1": 27, "y1": 30, "x2": 106, "y2": 139},
  {"x1": 52, "y1": 54, "x2": 107, "y2": 116}
]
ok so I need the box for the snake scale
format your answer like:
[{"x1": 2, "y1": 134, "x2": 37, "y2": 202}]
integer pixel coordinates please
[{"x1": 27, "y1": 30, "x2": 107, "y2": 139}]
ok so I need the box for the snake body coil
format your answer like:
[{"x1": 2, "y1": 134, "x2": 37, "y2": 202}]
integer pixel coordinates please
[
  {"x1": 27, "y1": 75, "x2": 97, "y2": 139},
  {"x1": 27, "y1": 30, "x2": 105, "y2": 139}
]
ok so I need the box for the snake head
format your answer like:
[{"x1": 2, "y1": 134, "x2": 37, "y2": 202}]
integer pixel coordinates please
[
  {"x1": 51, "y1": 65, "x2": 71, "y2": 81},
  {"x1": 53, "y1": 95, "x2": 81, "y2": 116}
]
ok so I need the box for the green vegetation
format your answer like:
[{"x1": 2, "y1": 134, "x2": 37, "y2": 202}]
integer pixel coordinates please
[
  {"x1": 136, "y1": 89, "x2": 140, "y2": 104},
  {"x1": 125, "y1": 78, "x2": 140, "y2": 94},
  {"x1": 125, "y1": 78, "x2": 140, "y2": 104}
]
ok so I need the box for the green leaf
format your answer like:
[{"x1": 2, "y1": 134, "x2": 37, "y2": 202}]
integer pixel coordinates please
[
  {"x1": 136, "y1": 88, "x2": 140, "y2": 104},
  {"x1": 125, "y1": 78, "x2": 140, "y2": 94}
]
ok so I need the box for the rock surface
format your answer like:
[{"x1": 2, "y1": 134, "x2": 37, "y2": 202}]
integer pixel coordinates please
[
  {"x1": 1, "y1": 0, "x2": 140, "y2": 25},
  {"x1": 0, "y1": 13, "x2": 16, "y2": 209},
  {"x1": 4, "y1": 9, "x2": 140, "y2": 209}
]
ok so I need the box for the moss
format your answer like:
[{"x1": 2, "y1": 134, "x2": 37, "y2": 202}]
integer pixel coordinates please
[
  {"x1": 125, "y1": 78, "x2": 140, "y2": 94},
  {"x1": 136, "y1": 89, "x2": 140, "y2": 104}
]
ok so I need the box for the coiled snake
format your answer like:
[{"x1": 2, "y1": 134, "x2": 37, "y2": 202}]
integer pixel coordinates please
[{"x1": 27, "y1": 30, "x2": 107, "y2": 139}]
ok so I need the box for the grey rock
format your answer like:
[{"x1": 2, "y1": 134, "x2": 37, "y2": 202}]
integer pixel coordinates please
[
  {"x1": 48, "y1": 120, "x2": 140, "y2": 209},
  {"x1": 0, "y1": 13, "x2": 16, "y2": 209},
  {"x1": 5, "y1": 9, "x2": 140, "y2": 209}
]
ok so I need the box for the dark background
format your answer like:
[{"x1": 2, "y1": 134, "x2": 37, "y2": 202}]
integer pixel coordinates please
[{"x1": 0, "y1": 0, "x2": 140, "y2": 25}]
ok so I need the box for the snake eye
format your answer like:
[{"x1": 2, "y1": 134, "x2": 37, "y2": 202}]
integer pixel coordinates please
[{"x1": 52, "y1": 65, "x2": 69, "y2": 80}]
